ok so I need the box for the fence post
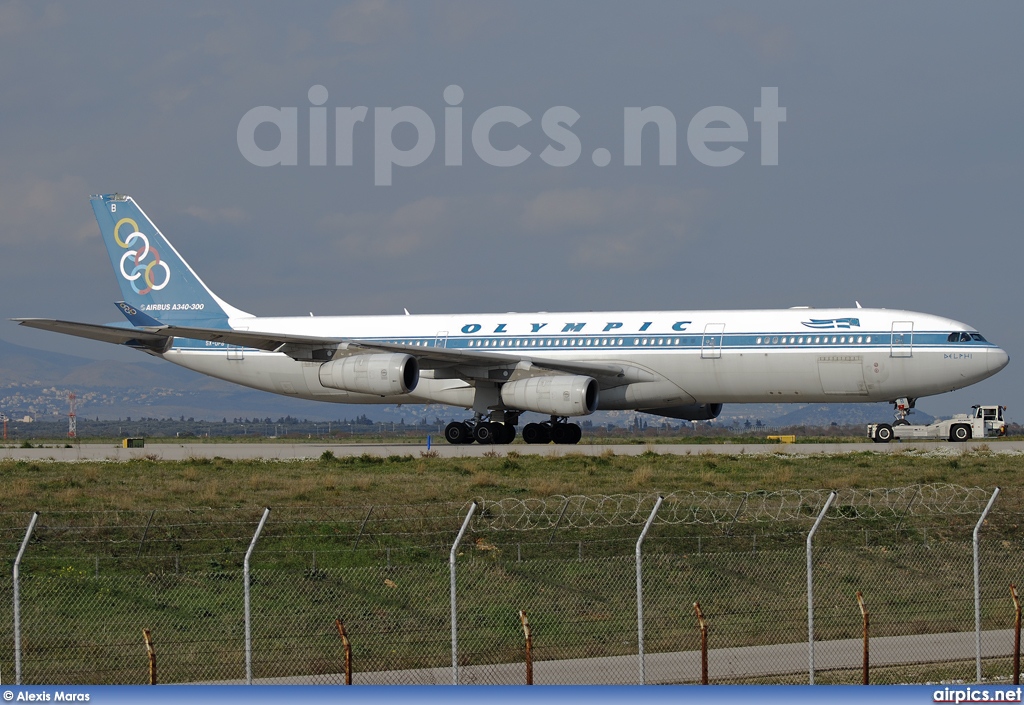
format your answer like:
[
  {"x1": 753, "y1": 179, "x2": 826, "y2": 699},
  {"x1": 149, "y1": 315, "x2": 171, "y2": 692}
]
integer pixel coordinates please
[
  {"x1": 636, "y1": 495, "x2": 663, "y2": 685},
  {"x1": 519, "y1": 610, "x2": 533, "y2": 685},
  {"x1": 694, "y1": 602, "x2": 708, "y2": 685},
  {"x1": 1011, "y1": 585, "x2": 1020, "y2": 686},
  {"x1": 975, "y1": 487, "x2": 1000, "y2": 683},
  {"x1": 807, "y1": 490, "x2": 836, "y2": 685},
  {"x1": 450, "y1": 502, "x2": 477, "y2": 685},
  {"x1": 13, "y1": 512, "x2": 39, "y2": 686},
  {"x1": 856, "y1": 591, "x2": 869, "y2": 685},
  {"x1": 244, "y1": 507, "x2": 271, "y2": 685},
  {"x1": 335, "y1": 619, "x2": 352, "y2": 685},
  {"x1": 142, "y1": 628, "x2": 156, "y2": 685}
]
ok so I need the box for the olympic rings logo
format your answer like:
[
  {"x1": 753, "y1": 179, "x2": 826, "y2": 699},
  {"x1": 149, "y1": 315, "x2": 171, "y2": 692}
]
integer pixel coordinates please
[{"x1": 113, "y1": 217, "x2": 171, "y2": 295}]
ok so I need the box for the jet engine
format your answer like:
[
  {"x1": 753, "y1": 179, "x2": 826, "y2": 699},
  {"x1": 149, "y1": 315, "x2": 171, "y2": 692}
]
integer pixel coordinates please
[
  {"x1": 500, "y1": 375, "x2": 599, "y2": 416},
  {"x1": 318, "y1": 353, "x2": 419, "y2": 396},
  {"x1": 644, "y1": 403, "x2": 723, "y2": 421}
]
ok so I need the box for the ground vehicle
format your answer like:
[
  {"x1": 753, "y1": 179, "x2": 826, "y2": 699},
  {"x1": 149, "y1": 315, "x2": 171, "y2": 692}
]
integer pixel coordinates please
[{"x1": 867, "y1": 405, "x2": 1007, "y2": 443}]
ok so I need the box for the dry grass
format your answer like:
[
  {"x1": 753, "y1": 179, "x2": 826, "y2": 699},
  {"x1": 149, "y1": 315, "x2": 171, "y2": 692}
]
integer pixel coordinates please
[
  {"x1": 627, "y1": 464, "x2": 655, "y2": 488},
  {"x1": 0, "y1": 449, "x2": 1015, "y2": 514}
]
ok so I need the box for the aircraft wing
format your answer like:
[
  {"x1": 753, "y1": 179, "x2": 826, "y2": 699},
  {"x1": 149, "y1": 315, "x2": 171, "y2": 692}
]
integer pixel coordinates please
[
  {"x1": 14, "y1": 319, "x2": 655, "y2": 387},
  {"x1": 146, "y1": 324, "x2": 650, "y2": 384}
]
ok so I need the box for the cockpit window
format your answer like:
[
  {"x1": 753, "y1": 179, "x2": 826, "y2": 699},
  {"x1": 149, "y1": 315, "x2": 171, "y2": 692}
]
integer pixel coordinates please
[{"x1": 949, "y1": 332, "x2": 987, "y2": 343}]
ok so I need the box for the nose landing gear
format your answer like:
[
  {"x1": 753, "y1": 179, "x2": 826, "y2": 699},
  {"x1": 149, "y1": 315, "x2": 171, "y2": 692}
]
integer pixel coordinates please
[{"x1": 893, "y1": 397, "x2": 915, "y2": 425}]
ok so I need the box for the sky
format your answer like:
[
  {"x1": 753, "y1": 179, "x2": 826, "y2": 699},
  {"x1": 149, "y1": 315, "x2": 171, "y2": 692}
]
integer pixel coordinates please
[{"x1": 1, "y1": 1, "x2": 1021, "y2": 420}]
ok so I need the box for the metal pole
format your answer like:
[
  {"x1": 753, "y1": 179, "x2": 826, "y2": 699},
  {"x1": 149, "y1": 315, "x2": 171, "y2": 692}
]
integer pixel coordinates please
[
  {"x1": 450, "y1": 502, "x2": 477, "y2": 685},
  {"x1": 13, "y1": 512, "x2": 39, "y2": 685},
  {"x1": 807, "y1": 490, "x2": 837, "y2": 685},
  {"x1": 244, "y1": 507, "x2": 271, "y2": 685},
  {"x1": 636, "y1": 495, "x2": 663, "y2": 685},
  {"x1": 975, "y1": 487, "x2": 1000, "y2": 683}
]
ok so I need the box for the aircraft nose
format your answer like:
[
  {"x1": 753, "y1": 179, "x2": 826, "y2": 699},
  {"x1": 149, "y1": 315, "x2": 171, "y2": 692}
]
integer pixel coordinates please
[{"x1": 988, "y1": 347, "x2": 1010, "y2": 373}]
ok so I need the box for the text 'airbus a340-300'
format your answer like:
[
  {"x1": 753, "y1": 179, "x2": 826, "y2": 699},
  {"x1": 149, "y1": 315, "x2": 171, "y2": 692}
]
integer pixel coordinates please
[{"x1": 14, "y1": 194, "x2": 1009, "y2": 445}]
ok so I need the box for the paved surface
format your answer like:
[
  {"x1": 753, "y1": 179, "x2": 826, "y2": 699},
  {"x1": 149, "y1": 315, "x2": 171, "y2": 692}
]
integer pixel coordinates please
[
  {"x1": 2, "y1": 440, "x2": 1022, "y2": 462},
  {"x1": 238, "y1": 629, "x2": 1015, "y2": 684}
]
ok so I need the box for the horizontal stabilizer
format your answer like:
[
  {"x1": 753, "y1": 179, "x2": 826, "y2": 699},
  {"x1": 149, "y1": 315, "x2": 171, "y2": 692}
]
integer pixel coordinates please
[{"x1": 13, "y1": 318, "x2": 172, "y2": 352}]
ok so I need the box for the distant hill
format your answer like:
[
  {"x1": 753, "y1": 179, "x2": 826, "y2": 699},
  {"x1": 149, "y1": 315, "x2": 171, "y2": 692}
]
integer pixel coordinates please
[
  {"x1": 772, "y1": 403, "x2": 934, "y2": 427},
  {"x1": 0, "y1": 338, "x2": 219, "y2": 390}
]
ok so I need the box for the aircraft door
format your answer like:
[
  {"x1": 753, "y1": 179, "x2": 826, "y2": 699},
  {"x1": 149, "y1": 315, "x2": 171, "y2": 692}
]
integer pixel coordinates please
[
  {"x1": 701, "y1": 323, "x2": 725, "y2": 359},
  {"x1": 890, "y1": 321, "x2": 914, "y2": 358},
  {"x1": 434, "y1": 331, "x2": 449, "y2": 349}
]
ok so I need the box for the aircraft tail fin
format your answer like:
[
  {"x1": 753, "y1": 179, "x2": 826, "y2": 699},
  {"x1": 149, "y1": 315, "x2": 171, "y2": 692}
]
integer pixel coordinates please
[{"x1": 92, "y1": 194, "x2": 252, "y2": 328}]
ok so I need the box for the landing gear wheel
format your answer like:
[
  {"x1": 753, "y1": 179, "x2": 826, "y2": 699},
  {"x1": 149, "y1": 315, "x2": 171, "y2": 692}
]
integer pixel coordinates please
[
  {"x1": 873, "y1": 423, "x2": 894, "y2": 444},
  {"x1": 894, "y1": 419, "x2": 911, "y2": 426},
  {"x1": 551, "y1": 422, "x2": 582, "y2": 445},
  {"x1": 497, "y1": 423, "x2": 517, "y2": 444},
  {"x1": 950, "y1": 424, "x2": 972, "y2": 442},
  {"x1": 474, "y1": 422, "x2": 498, "y2": 445},
  {"x1": 444, "y1": 422, "x2": 472, "y2": 445},
  {"x1": 523, "y1": 423, "x2": 549, "y2": 444}
]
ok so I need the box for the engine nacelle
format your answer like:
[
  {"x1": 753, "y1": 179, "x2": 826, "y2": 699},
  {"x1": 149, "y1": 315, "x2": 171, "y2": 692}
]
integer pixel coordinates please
[
  {"x1": 500, "y1": 375, "x2": 599, "y2": 416},
  {"x1": 318, "y1": 353, "x2": 419, "y2": 396},
  {"x1": 644, "y1": 403, "x2": 723, "y2": 421}
]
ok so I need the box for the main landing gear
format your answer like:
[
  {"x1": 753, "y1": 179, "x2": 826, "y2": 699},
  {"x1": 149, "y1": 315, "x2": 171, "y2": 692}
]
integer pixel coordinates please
[
  {"x1": 523, "y1": 417, "x2": 582, "y2": 445},
  {"x1": 443, "y1": 415, "x2": 583, "y2": 445},
  {"x1": 444, "y1": 415, "x2": 517, "y2": 445}
]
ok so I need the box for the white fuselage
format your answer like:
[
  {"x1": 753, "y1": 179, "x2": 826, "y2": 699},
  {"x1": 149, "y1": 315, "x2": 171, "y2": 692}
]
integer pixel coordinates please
[{"x1": 158, "y1": 307, "x2": 1008, "y2": 414}]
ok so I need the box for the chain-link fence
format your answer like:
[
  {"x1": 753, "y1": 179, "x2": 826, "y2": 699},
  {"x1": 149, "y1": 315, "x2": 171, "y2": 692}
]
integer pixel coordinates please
[{"x1": 2, "y1": 484, "x2": 1022, "y2": 685}]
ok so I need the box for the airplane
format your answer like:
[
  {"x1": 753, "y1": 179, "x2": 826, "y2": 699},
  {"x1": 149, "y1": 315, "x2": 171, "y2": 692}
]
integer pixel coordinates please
[{"x1": 14, "y1": 194, "x2": 1009, "y2": 445}]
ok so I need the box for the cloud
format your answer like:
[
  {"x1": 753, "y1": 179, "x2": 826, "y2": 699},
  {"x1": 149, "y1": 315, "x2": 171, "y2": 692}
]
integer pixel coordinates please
[
  {"x1": 0, "y1": 175, "x2": 95, "y2": 245},
  {"x1": 184, "y1": 205, "x2": 249, "y2": 225},
  {"x1": 429, "y1": 1, "x2": 505, "y2": 44},
  {"x1": 710, "y1": 11, "x2": 795, "y2": 62},
  {"x1": 0, "y1": 1, "x2": 65, "y2": 38},
  {"x1": 328, "y1": 0, "x2": 410, "y2": 46},
  {"x1": 317, "y1": 196, "x2": 455, "y2": 258},
  {"x1": 520, "y1": 186, "x2": 710, "y2": 270}
]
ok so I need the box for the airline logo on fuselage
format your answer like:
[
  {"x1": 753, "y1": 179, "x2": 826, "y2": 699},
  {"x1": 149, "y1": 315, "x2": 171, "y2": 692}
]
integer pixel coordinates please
[
  {"x1": 802, "y1": 318, "x2": 860, "y2": 330},
  {"x1": 459, "y1": 321, "x2": 692, "y2": 335}
]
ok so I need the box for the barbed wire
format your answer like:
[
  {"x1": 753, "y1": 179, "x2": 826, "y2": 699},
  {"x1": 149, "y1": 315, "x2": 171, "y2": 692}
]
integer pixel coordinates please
[
  {"x1": 0, "y1": 485, "x2": 1005, "y2": 559},
  {"x1": 472, "y1": 484, "x2": 996, "y2": 530}
]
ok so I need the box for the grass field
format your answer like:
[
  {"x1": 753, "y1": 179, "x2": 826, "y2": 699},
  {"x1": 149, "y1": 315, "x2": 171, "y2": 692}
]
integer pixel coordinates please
[
  {"x1": 1, "y1": 445, "x2": 1020, "y2": 511},
  {"x1": 1, "y1": 448, "x2": 1022, "y2": 685}
]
